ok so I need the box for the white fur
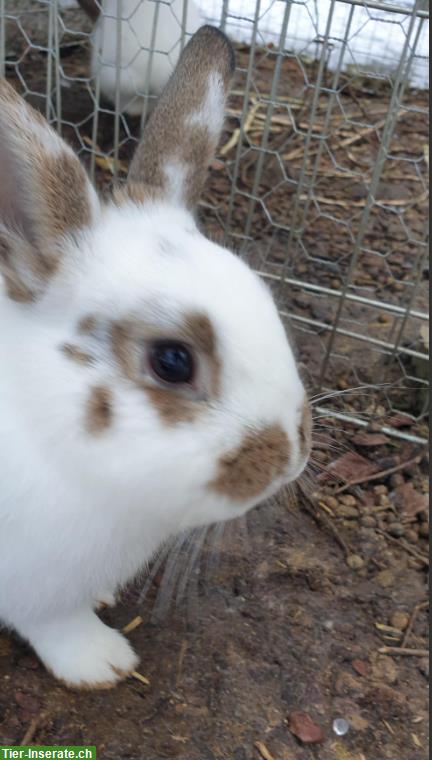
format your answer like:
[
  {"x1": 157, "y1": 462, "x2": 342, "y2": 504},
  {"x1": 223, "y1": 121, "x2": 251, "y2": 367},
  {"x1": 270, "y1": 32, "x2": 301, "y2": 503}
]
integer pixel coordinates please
[
  {"x1": 0, "y1": 201, "x2": 308, "y2": 686},
  {"x1": 0, "y1": 36, "x2": 310, "y2": 687},
  {"x1": 92, "y1": 0, "x2": 202, "y2": 115},
  {"x1": 187, "y1": 72, "x2": 225, "y2": 137}
]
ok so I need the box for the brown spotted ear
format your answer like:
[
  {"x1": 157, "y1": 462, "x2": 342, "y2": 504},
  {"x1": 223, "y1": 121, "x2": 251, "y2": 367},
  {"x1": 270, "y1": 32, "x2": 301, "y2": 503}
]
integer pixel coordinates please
[
  {"x1": 0, "y1": 79, "x2": 99, "y2": 301},
  {"x1": 126, "y1": 25, "x2": 235, "y2": 210}
]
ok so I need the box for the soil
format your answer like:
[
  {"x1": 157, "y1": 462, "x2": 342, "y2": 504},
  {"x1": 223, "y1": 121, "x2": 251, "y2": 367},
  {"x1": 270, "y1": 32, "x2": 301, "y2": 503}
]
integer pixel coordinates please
[
  {"x1": 0, "y1": 435, "x2": 429, "y2": 759},
  {"x1": 1, "y1": 10, "x2": 429, "y2": 760}
]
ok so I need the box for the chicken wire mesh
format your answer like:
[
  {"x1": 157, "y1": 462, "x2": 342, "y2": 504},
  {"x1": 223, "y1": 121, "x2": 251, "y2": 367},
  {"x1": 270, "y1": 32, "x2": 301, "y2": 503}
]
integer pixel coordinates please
[{"x1": 0, "y1": 0, "x2": 429, "y2": 443}]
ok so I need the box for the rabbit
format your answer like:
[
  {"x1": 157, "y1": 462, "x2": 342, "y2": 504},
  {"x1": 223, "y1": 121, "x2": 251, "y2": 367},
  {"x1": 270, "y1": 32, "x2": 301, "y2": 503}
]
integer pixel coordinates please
[
  {"x1": 76, "y1": 0, "x2": 202, "y2": 115},
  {"x1": 0, "y1": 25, "x2": 312, "y2": 689}
]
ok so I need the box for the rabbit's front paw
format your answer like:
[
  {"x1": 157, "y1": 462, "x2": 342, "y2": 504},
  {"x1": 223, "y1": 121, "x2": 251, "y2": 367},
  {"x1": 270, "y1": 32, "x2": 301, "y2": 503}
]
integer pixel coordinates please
[
  {"x1": 27, "y1": 609, "x2": 139, "y2": 688},
  {"x1": 95, "y1": 590, "x2": 117, "y2": 609}
]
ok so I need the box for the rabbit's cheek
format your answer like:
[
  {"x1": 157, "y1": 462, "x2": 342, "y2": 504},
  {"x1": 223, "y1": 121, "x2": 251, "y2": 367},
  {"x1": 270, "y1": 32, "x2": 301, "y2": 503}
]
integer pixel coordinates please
[{"x1": 208, "y1": 424, "x2": 290, "y2": 502}]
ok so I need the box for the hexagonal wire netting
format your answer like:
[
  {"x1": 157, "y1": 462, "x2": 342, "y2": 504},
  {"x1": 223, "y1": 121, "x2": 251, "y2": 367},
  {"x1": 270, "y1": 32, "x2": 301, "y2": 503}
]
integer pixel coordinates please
[{"x1": 1, "y1": 0, "x2": 429, "y2": 443}]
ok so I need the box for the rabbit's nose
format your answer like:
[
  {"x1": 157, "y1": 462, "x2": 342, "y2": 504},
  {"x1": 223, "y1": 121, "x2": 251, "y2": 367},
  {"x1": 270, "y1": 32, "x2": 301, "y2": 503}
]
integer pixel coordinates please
[{"x1": 208, "y1": 424, "x2": 290, "y2": 502}]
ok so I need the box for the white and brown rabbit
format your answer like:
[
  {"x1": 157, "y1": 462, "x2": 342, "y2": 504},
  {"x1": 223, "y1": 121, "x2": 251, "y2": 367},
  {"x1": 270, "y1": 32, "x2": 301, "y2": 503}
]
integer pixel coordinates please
[
  {"x1": 76, "y1": 0, "x2": 202, "y2": 115},
  {"x1": 0, "y1": 26, "x2": 312, "y2": 689}
]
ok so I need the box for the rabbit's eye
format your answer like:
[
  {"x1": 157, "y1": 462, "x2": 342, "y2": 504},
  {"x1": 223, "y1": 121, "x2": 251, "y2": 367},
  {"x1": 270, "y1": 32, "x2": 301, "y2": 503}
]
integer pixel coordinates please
[{"x1": 149, "y1": 341, "x2": 194, "y2": 384}]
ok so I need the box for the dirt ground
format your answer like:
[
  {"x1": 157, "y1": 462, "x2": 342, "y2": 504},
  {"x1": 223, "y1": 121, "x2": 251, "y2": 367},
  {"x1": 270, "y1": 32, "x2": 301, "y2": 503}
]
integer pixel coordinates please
[
  {"x1": 0, "y1": 434, "x2": 429, "y2": 759},
  {"x1": 1, "y1": 11, "x2": 429, "y2": 760}
]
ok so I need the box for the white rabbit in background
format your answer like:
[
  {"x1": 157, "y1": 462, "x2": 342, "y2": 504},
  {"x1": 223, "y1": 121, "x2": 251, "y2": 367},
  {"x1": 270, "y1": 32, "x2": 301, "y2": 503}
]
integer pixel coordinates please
[
  {"x1": 77, "y1": 0, "x2": 202, "y2": 115},
  {"x1": 0, "y1": 26, "x2": 312, "y2": 689}
]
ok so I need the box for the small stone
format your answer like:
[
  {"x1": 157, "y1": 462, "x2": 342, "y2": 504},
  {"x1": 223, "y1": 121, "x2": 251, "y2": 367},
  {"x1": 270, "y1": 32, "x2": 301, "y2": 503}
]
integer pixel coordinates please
[
  {"x1": 330, "y1": 278, "x2": 341, "y2": 290},
  {"x1": 339, "y1": 495, "x2": 357, "y2": 507},
  {"x1": 388, "y1": 522, "x2": 405, "y2": 537},
  {"x1": 347, "y1": 554, "x2": 364, "y2": 570},
  {"x1": 323, "y1": 495, "x2": 339, "y2": 510},
  {"x1": 390, "y1": 473, "x2": 405, "y2": 488},
  {"x1": 352, "y1": 659, "x2": 369, "y2": 677},
  {"x1": 379, "y1": 494, "x2": 390, "y2": 507},
  {"x1": 361, "y1": 515, "x2": 376, "y2": 528},
  {"x1": 418, "y1": 523, "x2": 429, "y2": 539},
  {"x1": 332, "y1": 718, "x2": 349, "y2": 736},
  {"x1": 405, "y1": 529, "x2": 419, "y2": 543},
  {"x1": 376, "y1": 569, "x2": 394, "y2": 587},
  {"x1": 337, "y1": 505, "x2": 359, "y2": 519},
  {"x1": 377, "y1": 519, "x2": 387, "y2": 531},
  {"x1": 390, "y1": 611, "x2": 410, "y2": 631},
  {"x1": 288, "y1": 711, "x2": 325, "y2": 744},
  {"x1": 374, "y1": 485, "x2": 388, "y2": 496}
]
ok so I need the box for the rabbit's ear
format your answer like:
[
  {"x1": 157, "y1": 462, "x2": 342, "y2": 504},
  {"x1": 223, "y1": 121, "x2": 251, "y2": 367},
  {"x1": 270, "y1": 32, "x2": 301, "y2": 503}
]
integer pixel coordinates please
[
  {"x1": 126, "y1": 26, "x2": 235, "y2": 210},
  {"x1": 0, "y1": 79, "x2": 99, "y2": 302}
]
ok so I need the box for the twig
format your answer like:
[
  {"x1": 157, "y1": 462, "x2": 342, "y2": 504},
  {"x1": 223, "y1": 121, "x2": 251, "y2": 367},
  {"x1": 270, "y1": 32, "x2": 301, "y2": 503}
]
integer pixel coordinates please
[
  {"x1": 176, "y1": 639, "x2": 188, "y2": 686},
  {"x1": 220, "y1": 98, "x2": 260, "y2": 156},
  {"x1": 401, "y1": 600, "x2": 429, "y2": 648},
  {"x1": 378, "y1": 647, "x2": 428, "y2": 657},
  {"x1": 122, "y1": 615, "x2": 143, "y2": 634},
  {"x1": 375, "y1": 529, "x2": 429, "y2": 566},
  {"x1": 298, "y1": 484, "x2": 351, "y2": 556},
  {"x1": 255, "y1": 742, "x2": 276, "y2": 760},
  {"x1": 130, "y1": 670, "x2": 150, "y2": 686},
  {"x1": 299, "y1": 191, "x2": 428, "y2": 208},
  {"x1": 335, "y1": 454, "x2": 422, "y2": 494},
  {"x1": 21, "y1": 714, "x2": 44, "y2": 745}
]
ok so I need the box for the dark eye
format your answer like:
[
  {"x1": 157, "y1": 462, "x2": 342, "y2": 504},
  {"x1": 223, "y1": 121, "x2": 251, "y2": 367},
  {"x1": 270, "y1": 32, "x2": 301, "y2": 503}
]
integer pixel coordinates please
[{"x1": 148, "y1": 341, "x2": 194, "y2": 384}]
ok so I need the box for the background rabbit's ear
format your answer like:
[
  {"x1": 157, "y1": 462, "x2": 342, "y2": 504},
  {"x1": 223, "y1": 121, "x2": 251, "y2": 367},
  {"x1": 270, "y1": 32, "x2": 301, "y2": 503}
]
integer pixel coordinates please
[
  {"x1": 0, "y1": 79, "x2": 99, "y2": 302},
  {"x1": 126, "y1": 25, "x2": 235, "y2": 210}
]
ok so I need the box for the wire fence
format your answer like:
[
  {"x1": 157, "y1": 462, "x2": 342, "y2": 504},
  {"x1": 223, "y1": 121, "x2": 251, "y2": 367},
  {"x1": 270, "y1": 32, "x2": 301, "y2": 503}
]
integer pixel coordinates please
[{"x1": 1, "y1": 0, "x2": 429, "y2": 443}]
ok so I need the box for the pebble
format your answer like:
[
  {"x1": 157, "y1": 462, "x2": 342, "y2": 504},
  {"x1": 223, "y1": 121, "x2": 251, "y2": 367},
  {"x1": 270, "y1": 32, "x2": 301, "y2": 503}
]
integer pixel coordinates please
[
  {"x1": 339, "y1": 495, "x2": 357, "y2": 507},
  {"x1": 361, "y1": 515, "x2": 376, "y2": 528},
  {"x1": 390, "y1": 473, "x2": 405, "y2": 488},
  {"x1": 379, "y1": 494, "x2": 391, "y2": 507},
  {"x1": 347, "y1": 554, "x2": 364, "y2": 570},
  {"x1": 388, "y1": 522, "x2": 405, "y2": 537},
  {"x1": 390, "y1": 611, "x2": 410, "y2": 631},
  {"x1": 337, "y1": 505, "x2": 359, "y2": 519},
  {"x1": 376, "y1": 569, "x2": 394, "y2": 588},
  {"x1": 377, "y1": 519, "x2": 387, "y2": 531},
  {"x1": 330, "y1": 278, "x2": 341, "y2": 289},
  {"x1": 323, "y1": 495, "x2": 339, "y2": 510},
  {"x1": 374, "y1": 485, "x2": 388, "y2": 496},
  {"x1": 332, "y1": 718, "x2": 350, "y2": 736},
  {"x1": 405, "y1": 529, "x2": 419, "y2": 543},
  {"x1": 418, "y1": 523, "x2": 429, "y2": 539}
]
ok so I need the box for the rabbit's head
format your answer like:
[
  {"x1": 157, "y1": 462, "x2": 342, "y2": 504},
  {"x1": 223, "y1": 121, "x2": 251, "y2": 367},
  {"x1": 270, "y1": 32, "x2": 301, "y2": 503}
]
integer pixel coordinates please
[{"x1": 0, "y1": 27, "x2": 311, "y2": 533}]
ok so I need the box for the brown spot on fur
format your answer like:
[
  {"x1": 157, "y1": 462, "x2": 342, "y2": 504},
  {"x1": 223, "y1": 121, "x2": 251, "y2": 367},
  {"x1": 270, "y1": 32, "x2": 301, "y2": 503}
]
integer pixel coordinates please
[
  {"x1": 299, "y1": 400, "x2": 313, "y2": 460},
  {"x1": 113, "y1": 182, "x2": 162, "y2": 207},
  {"x1": 42, "y1": 152, "x2": 92, "y2": 237},
  {"x1": 61, "y1": 343, "x2": 94, "y2": 366},
  {"x1": 145, "y1": 387, "x2": 198, "y2": 424},
  {"x1": 78, "y1": 314, "x2": 99, "y2": 334},
  {"x1": 0, "y1": 225, "x2": 53, "y2": 302},
  {"x1": 210, "y1": 425, "x2": 290, "y2": 502},
  {"x1": 0, "y1": 79, "x2": 96, "y2": 301},
  {"x1": 110, "y1": 311, "x2": 220, "y2": 424},
  {"x1": 86, "y1": 386, "x2": 113, "y2": 434},
  {"x1": 127, "y1": 26, "x2": 234, "y2": 209}
]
